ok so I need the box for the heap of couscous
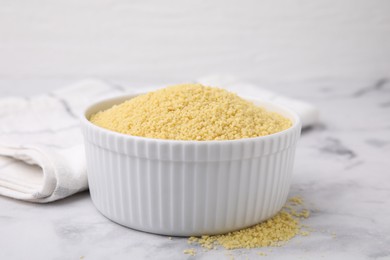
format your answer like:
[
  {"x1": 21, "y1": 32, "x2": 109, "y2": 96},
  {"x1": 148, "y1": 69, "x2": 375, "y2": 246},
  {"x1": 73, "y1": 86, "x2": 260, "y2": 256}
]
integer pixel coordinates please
[
  {"x1": 185, "y1": 197, "x2": 310, "y2": 255},
  {"x1": 90, "y1": 84, "x2": 291, "y2": 140}
]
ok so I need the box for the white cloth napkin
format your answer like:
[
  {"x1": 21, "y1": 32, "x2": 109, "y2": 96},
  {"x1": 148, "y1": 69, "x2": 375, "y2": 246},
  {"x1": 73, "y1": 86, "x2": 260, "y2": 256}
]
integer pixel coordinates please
[
  {"x1": 0, "y1": 80, "x2": 125, "y2": 202},
  {"x1": 0, "y1": 78, "x2": 319, "y2": 203}
]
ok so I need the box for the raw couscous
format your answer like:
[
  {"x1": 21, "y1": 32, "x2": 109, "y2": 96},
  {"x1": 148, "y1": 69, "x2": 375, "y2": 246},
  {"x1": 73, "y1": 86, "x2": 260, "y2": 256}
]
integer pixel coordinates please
[
  {"x1": 90, "y1": 84, "x2": 291, "y2": 140},
  {"x1": 187, "y1": 197, "x2": 310, "y2": 251}
]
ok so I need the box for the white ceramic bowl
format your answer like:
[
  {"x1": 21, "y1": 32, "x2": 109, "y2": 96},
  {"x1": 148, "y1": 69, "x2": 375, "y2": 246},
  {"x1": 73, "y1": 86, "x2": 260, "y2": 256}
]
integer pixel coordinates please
[{"x1": 81, "y1": 94, "x2": 301, "y2": 236}]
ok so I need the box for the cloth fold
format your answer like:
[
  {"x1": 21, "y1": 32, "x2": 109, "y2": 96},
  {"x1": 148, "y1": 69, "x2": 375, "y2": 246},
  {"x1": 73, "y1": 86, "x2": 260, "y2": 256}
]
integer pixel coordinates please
[
  {"x1": 0, "y1": 80, "x2": 125, "y2": 202},
  {"x1": 0, "y1": 78, "x2": 319, "y2": 203},
  {"x1": 0, "y1": 145, "x2": 84, "y2": 202}
]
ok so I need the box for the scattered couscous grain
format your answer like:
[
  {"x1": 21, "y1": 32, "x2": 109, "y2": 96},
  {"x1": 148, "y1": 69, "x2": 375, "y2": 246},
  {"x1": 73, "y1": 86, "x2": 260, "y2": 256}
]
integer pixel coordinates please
[
  {"x1": 300, "y1": 231, "x2": 310, "y2": 236},
  {"x1": 289, "y1": 196, "x2": 304, "y2": 205},
  {"x1": 183, "y1": 248, "x2": 196, "y2": 256},
  {"x1": 299, "y1": 209, "x2": 310, "y2": 218},
  {"x1": 188, "y1": 211, "x2": 298, "y2": 250},
  {"x1": 187, "y1": 197, "x2": 310, "y2": 251},
  {"x1": 90, "y1": 84, "x2": 291, "y2": 141}
]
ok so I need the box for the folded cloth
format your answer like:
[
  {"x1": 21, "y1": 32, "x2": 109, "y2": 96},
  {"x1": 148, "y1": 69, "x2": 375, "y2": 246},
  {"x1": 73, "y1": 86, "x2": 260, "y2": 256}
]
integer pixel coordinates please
[
  {"x1": 0, "y1": 78, "x2": 319, "y2": 203},
  {"x1": 0, "y1": 80, "x2": 125, "y2": 202}
]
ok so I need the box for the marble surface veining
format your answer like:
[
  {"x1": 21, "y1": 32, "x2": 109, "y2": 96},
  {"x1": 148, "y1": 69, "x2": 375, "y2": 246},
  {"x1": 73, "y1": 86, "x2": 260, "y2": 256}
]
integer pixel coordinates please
[{"x1": 0, "y1": 78, "x2": 389, "y2": 260}]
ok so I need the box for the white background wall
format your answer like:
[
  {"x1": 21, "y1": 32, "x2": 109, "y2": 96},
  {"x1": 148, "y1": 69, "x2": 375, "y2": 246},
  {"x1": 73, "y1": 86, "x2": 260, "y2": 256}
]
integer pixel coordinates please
[{"x1": 0, "y1": 0, "x2": 389, "y2": 93}]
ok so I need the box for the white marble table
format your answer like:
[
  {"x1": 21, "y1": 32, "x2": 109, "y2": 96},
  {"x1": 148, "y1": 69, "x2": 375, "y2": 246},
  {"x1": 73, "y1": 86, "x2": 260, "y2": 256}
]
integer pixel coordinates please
[{"x1": 1, "y1": 78, "x2": 389, "y2": 260}]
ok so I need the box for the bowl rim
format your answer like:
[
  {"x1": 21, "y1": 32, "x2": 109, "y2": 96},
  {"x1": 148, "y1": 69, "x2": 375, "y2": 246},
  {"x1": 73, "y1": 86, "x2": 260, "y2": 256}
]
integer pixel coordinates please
[{"x1": 80, "y1": 93, "x2": 302, "y2": 144}]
